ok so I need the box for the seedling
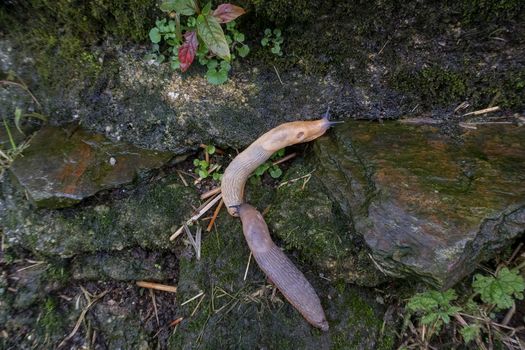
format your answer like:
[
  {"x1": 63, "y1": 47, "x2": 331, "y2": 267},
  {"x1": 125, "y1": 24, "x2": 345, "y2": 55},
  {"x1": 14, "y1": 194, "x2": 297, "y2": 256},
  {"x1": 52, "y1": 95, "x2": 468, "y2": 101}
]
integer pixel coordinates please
[
  {"x1": 253, "y1": 148, "x2": 285, "y2": 179},
  {"x1": 261, "y1": 28, "x2": 283, "y2": 56}
]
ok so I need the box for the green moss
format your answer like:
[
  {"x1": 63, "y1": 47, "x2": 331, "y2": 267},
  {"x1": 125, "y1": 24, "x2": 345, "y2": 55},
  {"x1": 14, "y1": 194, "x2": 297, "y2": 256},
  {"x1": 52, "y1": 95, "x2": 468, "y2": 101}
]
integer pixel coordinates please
[
  {"x1": 460, "y1": 0, "x2": 524, "y2": 24},
  {"x1": 390, "y1": 65, "x2": 525, "y2": 110},
  {"x1": 36, "y1": 298, "x2": 66, "y2": 346},
  {"x1": 1, "y1": 0, "x2": 155, "y2": 87}
]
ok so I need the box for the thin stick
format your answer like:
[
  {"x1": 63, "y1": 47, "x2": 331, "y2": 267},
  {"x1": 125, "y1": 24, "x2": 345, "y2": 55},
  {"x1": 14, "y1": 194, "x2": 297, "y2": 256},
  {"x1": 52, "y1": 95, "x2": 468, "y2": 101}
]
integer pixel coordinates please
[
  {"x1": 176, "y1": 170, "x2": 189, "y2": 187},
  {"x1": 506, "y1": 243, "x2": 523, "y2": 265},
  {"x1": 463, "y1": 106, "x2": 500, "y2": 117},
  {"x1": 149, "y1": 289, "x2": 160, "y2": 326},
  {"x1": 502, "y1": 302, "x2": 516, "y2": 326},
  {"x1": 272, "y1": 152, "x2": 297, "y2": 166},
  {"x1": 170, "y1": 194, "x2": 222, "y2": 241},
  {"x1": 170, "y1": 317, "x2": 184, "y2": 327},
  {"x1": 16, "y1": 261, "x2": 46, "y2": 273},
  {"x1": 58, "y1": 289, "x2": 108, "y2": 348},
  {"x1": 191, "y1": 293, "x2": 206, "y2": 317},
  {"x1": 206, "y1": 199, "x2": 223, "y2": 232},
  {"x1": 184, "y1": 224, "x2": 198, "y2": 253},
  {"x1": 181, "y1": 291, "x2": 204, "y2": 306},
  {"x1": 136, "y1": 281, "x2": 178, "y2": 293},
  {"x1": 377, "y1": 38, "x2": 391, "y2": 56},
  {"x1": 201, "y1": 187, "x2": 221, "y2": 200},
  {"x1": 277, "y1": 171, "x2": 314, "y2": 188},
  {"x1": 195, "y1": 226, "x2": 202, "y2": 260},
  {"x1": 243, "y1": 252, "x2": 252, "y2": 281},
  {"x1": 0, "y1": 80, "x2": 41, "y2": 107},
  {"x1": 272, "y1": 64, "x2": 284, "y2": 85}
]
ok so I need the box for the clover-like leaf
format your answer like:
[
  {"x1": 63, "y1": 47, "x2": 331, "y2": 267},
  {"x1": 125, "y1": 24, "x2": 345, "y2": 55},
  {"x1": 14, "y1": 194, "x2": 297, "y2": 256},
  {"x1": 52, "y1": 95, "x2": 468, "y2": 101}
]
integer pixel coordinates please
[
  {"x1": 149, "y1": 27, "x2": 161, "y2": 43},
  {"x1": 178, "y1": 31, "x2": 198, "y2": 72},
  {"x1": 236, "y1": 44, "x2": 250, "y2": 58},
  {"x1": 269, "y1": 166, "x2": 283, "y2": 178},
  {"x1": 460, "y1": 324, "x2": 481, "y2": 343},
  {"x1": 212, "y1": 4, "x2": 246, "y2": 24},
  {"x1": 197, "y1": 14, "x2": 230, "y2": 60},
  {"x1": 206, "y1": 68, "x2": 228, "y2": 85}
]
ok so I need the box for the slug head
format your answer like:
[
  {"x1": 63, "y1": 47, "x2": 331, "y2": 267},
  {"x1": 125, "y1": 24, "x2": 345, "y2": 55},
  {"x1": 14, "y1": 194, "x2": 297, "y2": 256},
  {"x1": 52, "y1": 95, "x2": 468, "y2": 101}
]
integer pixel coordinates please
[{"x1": 263, "y1": 116, "x2": 333, "y2": 152}]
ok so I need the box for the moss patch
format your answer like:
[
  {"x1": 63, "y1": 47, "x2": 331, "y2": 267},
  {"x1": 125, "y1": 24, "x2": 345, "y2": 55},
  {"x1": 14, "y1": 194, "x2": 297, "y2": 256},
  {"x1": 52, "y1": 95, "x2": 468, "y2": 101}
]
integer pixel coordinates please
[{"x1": 390, "y1": 65, "x2": 525, "y2": 110}]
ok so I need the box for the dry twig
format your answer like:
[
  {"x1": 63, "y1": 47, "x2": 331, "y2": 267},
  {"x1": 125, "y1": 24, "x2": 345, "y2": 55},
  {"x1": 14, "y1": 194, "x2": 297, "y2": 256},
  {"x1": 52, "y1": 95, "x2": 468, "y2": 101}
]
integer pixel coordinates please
[{"x1": 136, "y1": 281, "x2": 178, "y2": 293}]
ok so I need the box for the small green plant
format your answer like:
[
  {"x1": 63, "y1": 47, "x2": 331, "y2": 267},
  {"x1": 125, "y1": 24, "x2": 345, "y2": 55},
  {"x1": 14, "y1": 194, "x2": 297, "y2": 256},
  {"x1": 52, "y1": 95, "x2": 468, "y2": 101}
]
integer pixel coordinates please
[
  {"x1": 147, "y1": 0, "x2": 249, "y2": 84},
  {"x1": 253, "y1": 148, "x2": 285, "y2": 178},
  {"x1": 407, "y1": 290, "x2": 461, "y2": 331},
  {"x1": 404, "y1": 262, "x2": 525, "y2": 348},
  {"x1": 472, "y1": 267, "x2": 524, "y2": 310},
  {"x1": 261, "y1": 28, "x2": 283, "y2": 56},
  {"x1": 193, "y1": 144, "x2": 222, "y2": 180}
]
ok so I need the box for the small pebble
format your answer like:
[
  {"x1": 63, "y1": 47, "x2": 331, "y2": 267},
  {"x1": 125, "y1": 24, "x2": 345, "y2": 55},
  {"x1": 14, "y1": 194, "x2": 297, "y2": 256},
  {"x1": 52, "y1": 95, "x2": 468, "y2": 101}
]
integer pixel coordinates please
[{"x1": 109, "y1": 157, "x2": 116, "y2": 166}]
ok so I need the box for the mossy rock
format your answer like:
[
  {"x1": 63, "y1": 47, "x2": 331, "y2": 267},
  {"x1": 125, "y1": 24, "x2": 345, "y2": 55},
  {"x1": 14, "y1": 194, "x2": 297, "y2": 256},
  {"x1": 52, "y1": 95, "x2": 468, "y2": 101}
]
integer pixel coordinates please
[
  {"x1": 314, "y1": 121, "x2": 525, "y2": 287},
  {"x1": 1, "y1": 172, "x2": 199, "y2": 257}
]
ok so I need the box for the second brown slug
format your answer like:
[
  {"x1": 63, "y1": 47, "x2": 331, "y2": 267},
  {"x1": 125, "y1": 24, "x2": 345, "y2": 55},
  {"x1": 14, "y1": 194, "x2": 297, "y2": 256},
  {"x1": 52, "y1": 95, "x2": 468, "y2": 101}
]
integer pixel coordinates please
[
  {"x1": 221, "y1": 114, "x2": 334, "y2": 331},
  {"x1": 237, "y1": 203, "x2": 329, "y2": 331}
]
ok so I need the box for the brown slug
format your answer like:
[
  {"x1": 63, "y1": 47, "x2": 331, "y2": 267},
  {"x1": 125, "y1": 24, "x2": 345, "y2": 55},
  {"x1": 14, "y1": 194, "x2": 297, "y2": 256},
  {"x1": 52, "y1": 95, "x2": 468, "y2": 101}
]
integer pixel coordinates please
[
  {"x1": 237, "y1": 203, "x2": 329, "y2": 331},
  {"x1": 220, "y1": 113, "x2": 334, "y2": 331},
  {"x1": 221, "y1": 117, "x2": 333, "y2": 216}
]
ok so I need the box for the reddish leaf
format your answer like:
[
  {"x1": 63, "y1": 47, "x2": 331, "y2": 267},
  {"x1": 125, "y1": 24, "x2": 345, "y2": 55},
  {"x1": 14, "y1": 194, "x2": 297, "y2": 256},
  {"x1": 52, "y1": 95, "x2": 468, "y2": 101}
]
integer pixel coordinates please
[
  {"x1": 211, "y1": 4, "x2": 245, "y2": 24},
  {"x1": 178, "y1": 31, "x2": 198, "y2": 72}
]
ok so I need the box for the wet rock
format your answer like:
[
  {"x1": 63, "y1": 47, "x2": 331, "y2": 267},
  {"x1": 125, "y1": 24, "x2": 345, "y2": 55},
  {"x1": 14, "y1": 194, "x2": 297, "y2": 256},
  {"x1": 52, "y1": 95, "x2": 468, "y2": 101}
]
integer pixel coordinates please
[
  {"x1": 314, "y1": 122, "x2": 525, "y2": 287},
  {"x1": 71, "y1": 249, "x2": 178, "y2": 282},
  {"x1": 1, "y1": 173, "x2": 199, "y2": 257},
  {"x1": 9, "y1": 125, "x2": 173, "y2": 208}
]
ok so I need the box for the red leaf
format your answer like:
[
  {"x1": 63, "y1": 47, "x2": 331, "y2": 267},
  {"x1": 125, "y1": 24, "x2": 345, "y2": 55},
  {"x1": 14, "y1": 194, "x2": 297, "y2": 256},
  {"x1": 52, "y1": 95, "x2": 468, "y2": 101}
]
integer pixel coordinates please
[
  {"x1": 211, "y1": 4, "x2": 245, "y2": 23},
  {"x1": 178, "y1": 31, "x2": 198, "y2": 72}
]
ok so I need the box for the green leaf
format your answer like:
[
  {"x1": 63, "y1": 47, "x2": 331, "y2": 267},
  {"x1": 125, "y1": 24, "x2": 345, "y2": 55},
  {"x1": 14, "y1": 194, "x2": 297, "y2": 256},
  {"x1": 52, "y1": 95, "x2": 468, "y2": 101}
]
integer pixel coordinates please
[
  {"x1": 212, "y1": 173, "x2": 223, "y2": 181},
  {"x1": 264, "y1": 28, "x2": 271, "y2": 35},
  {"x1": 473, "y1": 268, "x2": 525, "y2": 310},
  {"x1": 14, "y1": 108, "x2": 23, "y2": 134},
  {"x1": 198, "y1": 169, "x2": 209, "y2": 178},
  {"x1": 236, "y1": 44, "x2": 249, "y2": 58},
  {"x1": 254, "y1": 163, "x2": 270, "y2": 176},
  {"x1": 197, "y1": 14, "x2": 230, "y2": 60},
  {"x1": 220, "y1": 60, "x2": 231, "y2": 71},
  {"x1": 149, "y1": 27, "x2": 161, "y2": 43},
  {"x1": 207, "y1": 59, "x2": 218, "y2": 69},
  {"x1": 160, "y1": 0, "x2": 198, "y2": 15},
  {"x1": 276, "y1": 148, "x2": 285, "y2": 157},
  {"x1": 170, "y1": 56, "x2": 181, "y2": 70},
  {"x1": 460, "y1": 324, "x2": 480, "y2": 343},
  {"x1": 234, "y1": 32, "x2": 245, "y2": 42},
  {"x1": 206, "y1": 145, "x2": 216, "y2": 154},
  {"x1": 199, "y1": 160, "x2": 209, "y2": 168},
  {"x1": 269, "y1": 166, "x2": 283, "y2": 178},
  {"x1": 273, "y1": 28, "x2": 281, "y2": 36},
  {"x1": 193, "y1": 159, "x2": 201, "y2": 166},
  {"x1": 261, "y1": 38, "x2": 269, "y2": 47},
  {"x1": 271, "y1": 45, "x2": 281, "y2": 55},
  {"x1": 206, "y1": 68, "x2": 228, "y2": 85},
  {"x1": 201, "y1": 2, "x2": 212, "y2": 15}
]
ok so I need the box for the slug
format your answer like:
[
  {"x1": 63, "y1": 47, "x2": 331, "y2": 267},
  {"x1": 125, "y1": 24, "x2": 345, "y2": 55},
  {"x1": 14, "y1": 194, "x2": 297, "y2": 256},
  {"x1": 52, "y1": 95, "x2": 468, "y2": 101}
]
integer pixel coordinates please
[
  {"x1": 221, "y1": 116, "x2": 333, "y2": 216},
  {"x1": 237, "y1": 203, "x2": 329, "y2": 331},
  {"x1": 221, "y1": 114, "x2": 334, "y2": 331}
]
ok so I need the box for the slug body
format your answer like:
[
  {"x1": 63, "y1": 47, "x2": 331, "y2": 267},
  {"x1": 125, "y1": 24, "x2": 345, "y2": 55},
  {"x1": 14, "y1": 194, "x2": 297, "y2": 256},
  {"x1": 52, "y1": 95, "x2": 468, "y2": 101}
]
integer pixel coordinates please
[
  {"x1": 238, "y1": 203, "x2": 329, "y2": 331},
  {"x1": 221, "y1": 117, "x2": 332, "y2": 216},
  {"x1": 220, "y1": 116, "x2": 333, "y2": 330}
]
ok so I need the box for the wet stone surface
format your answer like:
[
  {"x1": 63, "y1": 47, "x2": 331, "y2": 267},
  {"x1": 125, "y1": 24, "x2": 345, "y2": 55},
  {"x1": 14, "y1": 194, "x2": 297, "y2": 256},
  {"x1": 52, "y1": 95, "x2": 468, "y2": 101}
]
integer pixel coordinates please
[
  {"x1": 314, "y1": 122, "x2": 525, "y2": 287},
  {"x1": 9, "y1": 125, "x2": 173, "y2": 208}
]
